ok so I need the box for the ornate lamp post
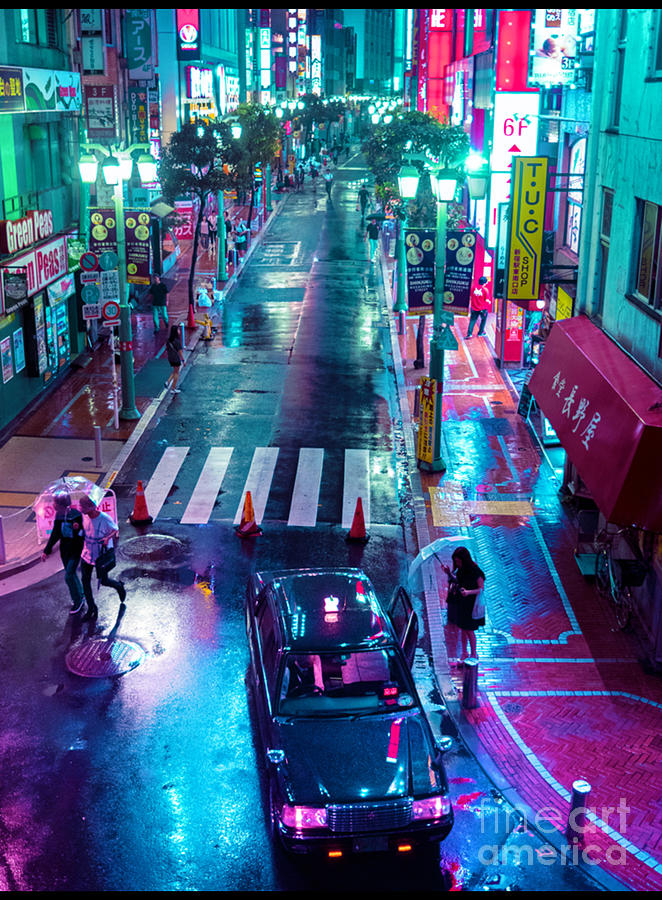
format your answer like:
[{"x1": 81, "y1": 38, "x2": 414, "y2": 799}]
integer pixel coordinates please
[
  {"x1": 78, "y1": 144, "x2": 157, "y2": 421},
  {"x1": 394, "y1": 164, "x2": 420, "y2": 327}
]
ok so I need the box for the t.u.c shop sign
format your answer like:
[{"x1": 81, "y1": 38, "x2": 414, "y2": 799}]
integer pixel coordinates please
[{"x1": 506, "y1": 156, "x2": 548, "y2": 302}]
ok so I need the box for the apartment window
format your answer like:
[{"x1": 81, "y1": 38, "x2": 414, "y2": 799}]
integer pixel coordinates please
[
  {"x1": 651, "y1": 10, "x2": 662, "y2": 77},
  {"x1": 609, "y1": 12, "x2": 627, "y2": 129},
  {"x1": 596, "y1": 188, "x2": 614, "y2": 317},
  {"x1": 633, "y1": 199, "x2": 662, "y2": 309},
  {"x1": 16, "y1": 9, "x2": 37, "y2": 43}
]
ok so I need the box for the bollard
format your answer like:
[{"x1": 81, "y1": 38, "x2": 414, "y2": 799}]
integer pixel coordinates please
[
  {"x1": 94, "y1": 425, "x2": 103, "y2": 467},
  {"x1": 462, "y1": 657, "x2": 479, "y2": 709},
  {"x1": 0, "y1": 514, "x2": 5, "y2": 565},
  {"x1": 566, "y1": 779, "x2": 591, "y2": 844}
]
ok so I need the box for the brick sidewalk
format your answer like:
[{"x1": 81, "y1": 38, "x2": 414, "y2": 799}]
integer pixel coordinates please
[{"x1": 388, "y1": 264, "x2": 662, "y2": 889}]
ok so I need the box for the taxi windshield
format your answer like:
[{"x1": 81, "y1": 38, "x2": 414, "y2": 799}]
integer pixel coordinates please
[{"x1": 277, "y1": 649, "x2": 415, "y2": 716}]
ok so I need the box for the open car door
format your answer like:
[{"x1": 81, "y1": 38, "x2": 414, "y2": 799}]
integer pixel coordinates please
[{"x1": 388, "y1": 586, "x2": 419, "y2": 667}]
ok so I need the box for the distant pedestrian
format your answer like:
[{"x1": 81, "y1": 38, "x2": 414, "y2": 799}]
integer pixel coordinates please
[
  {"x1": 310, "y1": 165, "x2": 319, "y2": 194},
  {"x1": 208, "y1": 213, "x2": 218, "y2": 256},
  {"x1": 323, "y1": 170, "x2": 334, "y2": 200},
  {"x1": 366, "y1": 218, "x2": 381, "y2": 261},
  {"x1": 466, "y1": 276, "x2": 491, "y2": 338},
  {"x1": 41, "y1": 493, "x2": 85, "y2": 615},
  {"x1": 200, "y1": 216, "x2": 210, "y2": 250},
  {"x1": 295, "y1": 166, "x2": 304, "y2": 192},
  {"x1": 164, "y1": 324, "x2": 185, "y2": 394},
  {"x1": 358, "y1": 184, "x2": 371, "y2": 218},
  {"x1": 79, "y1": 495, "x2": 126, "y2": 620},
  {"x1": 234, "y1": 219, "x2": 248, "y2": 257},
  {"x1": 148, "y1": 274, "x2": 169, "y2": 333},
  {"x1": 441, "y1": 547, "x2": 485, "y2": 662}
]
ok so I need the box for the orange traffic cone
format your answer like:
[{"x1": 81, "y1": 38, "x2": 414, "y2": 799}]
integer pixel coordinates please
[
  {"x1": 235, "y1": 490, "x2": 262, "y2": 538},
  {"x1": 129, "y1": 480, "x2": 153, "y2": 525},
  {"x1": 346, "y1": 497, "x2": 369, "y2": 543},
  {"x1": 187, "y1": 303, "x2": 196, "y2": 329}
]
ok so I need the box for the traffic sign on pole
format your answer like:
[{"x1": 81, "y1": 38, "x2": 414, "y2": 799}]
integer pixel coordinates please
[{"x1": 80, "y1": 251, "x2": 99, "y2": 271}]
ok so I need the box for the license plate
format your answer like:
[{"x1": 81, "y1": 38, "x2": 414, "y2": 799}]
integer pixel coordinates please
[{"x1": 352, "y1": 836, "x2": 389, "y2": 853}]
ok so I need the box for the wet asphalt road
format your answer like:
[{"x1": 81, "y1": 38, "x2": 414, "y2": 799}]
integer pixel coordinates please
[{"x1": 0, "y1": 164, "x2": 602, "y2": 891}]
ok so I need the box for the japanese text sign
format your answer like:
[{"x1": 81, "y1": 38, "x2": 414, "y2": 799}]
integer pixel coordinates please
[{"x1": 507, "y1": 156, "x2": 548, "y2": 302}]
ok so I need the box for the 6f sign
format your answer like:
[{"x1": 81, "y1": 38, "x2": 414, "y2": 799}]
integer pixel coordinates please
[{"x1": 506, "y1": 157, "x2": 548, "y2": 302}]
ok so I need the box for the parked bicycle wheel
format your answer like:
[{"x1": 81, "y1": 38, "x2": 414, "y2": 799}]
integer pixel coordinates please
[
  {"x1": 614, "y1": 584, "x2": 633, "y2": 630},
  {"x1": 595, "y1": 547, "x2": 611, "y2": 598}
]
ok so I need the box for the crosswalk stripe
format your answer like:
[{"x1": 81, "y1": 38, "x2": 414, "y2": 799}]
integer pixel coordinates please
[
  {"x1": 180, "y1": 447, "x2": 233, "y2": 524},
  {"x1": 234, "y1": 447, "x2": 280, "y2": 525},
  {"x1": 287, "y1": 448, "x2": 324, "y2": 527},
  {"x1": 342, "y1": 449, "x2": 370, "y2": 529},
  {"x1": 144, "y1": 446, "x2": 190, "y2": 521}
]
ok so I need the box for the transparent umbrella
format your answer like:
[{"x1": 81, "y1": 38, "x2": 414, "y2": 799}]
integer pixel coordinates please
[
  {"x1": 408, "y1": 536, "x2": 466, "y2": 594},
  {"x1": 33, "y1": 476, "x2": 106, "y2": 542}
]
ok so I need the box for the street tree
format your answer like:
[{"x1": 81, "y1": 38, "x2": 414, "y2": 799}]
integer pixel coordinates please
[
  {"x1": 296, "y1": 94, "x2": 347, "y2": 155},
  {"x1": 158, "y1": 120, "x2": 234, "y2": 312},
  {"x1": 363, "y1": 111, "x2": 470, "y2": 227},
  {"x1": 223, "y1": 103, "x2": 281, "y2": 230}
]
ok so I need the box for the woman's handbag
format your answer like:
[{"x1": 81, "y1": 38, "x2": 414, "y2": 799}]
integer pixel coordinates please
[
  {"x1": 96, "y1": 545, "x2": 116, "y2": 575},
  {"x1": 472, "y1": 590, "x2": 486, "y2": 620}
]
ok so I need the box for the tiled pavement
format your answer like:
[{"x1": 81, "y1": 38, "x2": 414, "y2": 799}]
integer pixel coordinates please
[{"x1": 391, "y1": 301, "x2": 662, "y2": 890}]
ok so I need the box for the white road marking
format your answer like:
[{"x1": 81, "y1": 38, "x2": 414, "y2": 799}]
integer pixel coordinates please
[
  {"x1": 234, "y1": 447, "x2": 279, "y2": 525},
  {"x1": 144, "y1": 446, "x2": 190, "y2": 521},
  {"x1": 288, "y1": 448, "x2": 324, "y2": 527},
  {"x1": 181, "y1": 447, "x2": 233, "y2": 524},
  {"x1": 342, "y1": 449, "x2": 370, "y2": 529}
]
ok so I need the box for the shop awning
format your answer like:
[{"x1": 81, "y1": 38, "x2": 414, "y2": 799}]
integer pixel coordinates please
[{"x1": 528, "y1": 316, "x2": 662, "y2": 531}]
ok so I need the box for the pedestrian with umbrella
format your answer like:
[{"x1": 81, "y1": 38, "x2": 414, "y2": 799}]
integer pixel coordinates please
[
  {"x1": 441, "y1": 546, "x2": 486, "y2": 663},
  {"x1": 41, "y1": 492, "x2": 85, "y2": 615}
]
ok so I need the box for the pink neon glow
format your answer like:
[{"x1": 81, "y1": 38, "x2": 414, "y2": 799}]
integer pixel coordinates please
[{"x1": 386, "y1": 717, "x2": 403, "y2": 763}]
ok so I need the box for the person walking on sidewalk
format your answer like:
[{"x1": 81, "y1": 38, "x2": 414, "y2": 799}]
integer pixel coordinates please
[
  {"x1": 148, "y1": 274, "x2": 169, "y2": 333},
  {"x1": 41, "y1": 493, "x2": 85, "y2": 615},
  {"x1": 78, "y1": 495, "x2": 126, "y2": 621},
  {"x1": 358, "y1": 183, "x2": 370, "y2": 219},
  {"x1": 466, "y1": 276, "x2": 491, "y2": 338},
  {"x1": 366, "y1": 218, "x2": 381, "y2": 261},
  {"x1": 200, "y1": 215, "x2": 210, "y2": 250},
  {"x1": 164, "y1": 324, "x2": 185, "y2": 393},
  {"x1": 323, "y1": 169, "x2": 334, "y2": 200},
  {"x1": 208, "y1": 213, "x2": 218, "y2": 256},
  {"x1": 234, "y1": 218, "x2": 248, "y2": 257},
  {"x1": 441, "y1": 546, "x2": 485, "y2": 662}
]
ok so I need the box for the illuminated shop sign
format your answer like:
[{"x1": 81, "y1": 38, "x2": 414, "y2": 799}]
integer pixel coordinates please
[
  {"x1": 177, "y1": 8, "x2": 201, "y2": 60},
  {"x1": 186, "y1": 65, "x2": 213, "y2": 99},
  {"x1": 529, "y1": 8, "x2": 578, "y2": 87},
  {"x1": 0, "y1": 209, "x2": 54, "y2": 256}
]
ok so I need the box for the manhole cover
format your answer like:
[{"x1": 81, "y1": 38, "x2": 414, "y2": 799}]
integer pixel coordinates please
[
  {"x1": 120, "y1": 533, "x2": 187, "y2": 566},
  {"x1": 66, "y1": 638, "x2": 145, "y2": 678}
]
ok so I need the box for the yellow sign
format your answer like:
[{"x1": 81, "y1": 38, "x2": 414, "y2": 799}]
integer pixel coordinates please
[
  {"x1": 417, "y1": 377, "x2": 436, "y2": 464},
  {"x1": 556, "y1": 286, "x2": 573, "y2": 320},
  {"x1": 507, "y1": 156, "x2": 548, "y2": 302}
]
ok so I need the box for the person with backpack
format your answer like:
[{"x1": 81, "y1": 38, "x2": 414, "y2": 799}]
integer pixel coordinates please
[
  {"x1": 79, "y1": 495, "x2": 126, "y2": 620},
  {"x1": 41, "y1": 493, "x2": 85, "y2": 615}
]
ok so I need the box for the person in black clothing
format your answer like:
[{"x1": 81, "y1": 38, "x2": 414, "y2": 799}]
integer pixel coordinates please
[
  {"x1": 442, "y1": 546, "x2": 486, "y2": 663},
  {"x1": 164, "y1": 324, "x2": 185, "y2": 393},
  {"x1": 148, "y1": 274, "x2": 169, "y2": 333},
  {"x1": 41, "y1": 493, "x2": 85, "y2": 614}
]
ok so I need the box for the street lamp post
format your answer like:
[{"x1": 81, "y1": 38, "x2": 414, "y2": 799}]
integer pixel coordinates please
[
  {"x1": 395, "y1": 164, "x2": 420, "y2": 332},
  {"x1": 79, "y1": 144, "x2": 157, "y2": 422}
]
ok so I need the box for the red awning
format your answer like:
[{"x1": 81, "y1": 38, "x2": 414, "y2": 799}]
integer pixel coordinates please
[{"x1": 528, "y1": 316, "x2": 662, "y2": 531}]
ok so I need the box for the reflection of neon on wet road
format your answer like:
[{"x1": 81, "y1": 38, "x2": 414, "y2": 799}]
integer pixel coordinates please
[
  {"x1": 453, "y1": 790, "x2": 485, "y2": 811},
  {"x1": 386, "y1": 718, "x2": 403, "y2": 763}
]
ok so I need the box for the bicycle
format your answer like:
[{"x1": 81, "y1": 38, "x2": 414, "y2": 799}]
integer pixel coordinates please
[{"x1": 594, "y1": 527, "x2": 648, "y2": 630}]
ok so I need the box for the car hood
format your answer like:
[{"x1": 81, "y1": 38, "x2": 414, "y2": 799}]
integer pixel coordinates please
[{"x1": 276, "y1": 710, "x2": 445, "y2": 805}]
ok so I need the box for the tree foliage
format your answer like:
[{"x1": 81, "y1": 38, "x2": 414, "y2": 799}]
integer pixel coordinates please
[
  {"x1": 222, "y1": 103, "x2": 281, "y2": 226},
  {"x1": 362, "y1": 111, "x2": 471, "y2": 227}
]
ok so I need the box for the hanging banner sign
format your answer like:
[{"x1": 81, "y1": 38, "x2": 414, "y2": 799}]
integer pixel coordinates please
[
  {"x1": 125, "y1": 9, "x2": 154, "y2": 81},
  {"x1": 124, "y1": 209, "x2": 151, "y2": 284},
  {"x1": 443, "y1": 229, "x2": 477, "y2": 317},
  {"x1": 507, "y1": 156, "x2": 548, "y2": 302},
  {"x1": 128, "y1": 86, "x2": 149, "y2": 144},
  {"x1": 84, "y1": 84, "x2": 116, "y2": 141},
  {"x1": 89, "y1": 209, "x2": 118, "y2": 258},
  {"x1": 405, "y1": 228, "x2": 436, "y2": 315},
  {"x1": 416, "y1": 377, "x2": 436, "y2": 464}
]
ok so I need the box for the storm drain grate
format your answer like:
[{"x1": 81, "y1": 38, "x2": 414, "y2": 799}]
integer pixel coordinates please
[{"x1": 66, "y1": 638, "x2": 145, "y2": 678}]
